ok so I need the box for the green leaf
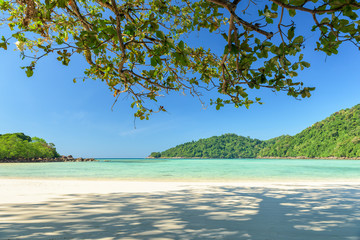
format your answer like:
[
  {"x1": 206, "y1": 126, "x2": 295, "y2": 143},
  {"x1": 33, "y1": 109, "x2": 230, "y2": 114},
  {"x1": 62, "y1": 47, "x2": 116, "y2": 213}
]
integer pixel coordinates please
[
  {"x1": 293, "y1": 36, "x2": 304, "y2": 44},
  {"x1": 25, "y1": 67, "x2": 33, "y2": 77},
  {"x1": 290, "y1": 0, "x2": 305, "y2": 6},
  {"x1": 266, "y1": 18, "x2": 274, "y2": 24},
  {"x1": 271, "y1": 3, "x2": 278, "y2": 11},
  {"x1": 165, "y1": 38, "x2": 175, "y2": 49},
  {"x1": 343, "y1": 6, "x2": 358, "y2": 20},
  {"x1": 0, "y1": 36, "x2": 7, "y2": 50},
  {"x1": 299, "y1": 53, "x2": 304, "y2": 61},
  {"x1": 0, "y1": 42, "x2": 6, "y2": 50},
  {"x1": 223, "y1": 45, "x2": 229, "y2": 55},
  {"x1": 156, "y1": 31, "x2": 165, "y2": 39},
  {"x1": 287, "y1": 26, "x2": 295, "y2": 40},
  {"x1": 57, "y1": 0, "x2": 67, "y2": 8},
  {"x1": 301, "y1": 61, "x2": 310, "y2": 68},
  {"x1": 238, "y1": 87, "x2": 248, "y2": 98},
  {"x1": 151, "y1": 56, "x2": 160, "y2": 67},
  {"x1": 230, "y1": 44, "x2": 239, "y2": 54},
  {"x1": 263, "y1": 41, "x2": 272, "y2": 47},
  {"x1": 178, "y1": 40, "x2": 185, "y2": 51},
  {"x1": 260, "y1": 74, "x2": 267, "y2": 84},
  {"x1": 320, "y1": 18, "x2": 330, "y2": 24},
  {"x1": 291, "y1": 63, "x2": 299, "y2": 70},
  {"x1": 289, "y1": 9, "x2": 296, "y2": 17}
]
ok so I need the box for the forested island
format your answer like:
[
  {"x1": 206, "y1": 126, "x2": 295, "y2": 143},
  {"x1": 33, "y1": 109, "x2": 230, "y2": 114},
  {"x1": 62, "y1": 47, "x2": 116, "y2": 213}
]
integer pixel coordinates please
[
  {"x1": 0, "y1": 133, "x2": 95, "y2": 162},
  {"x1": 150, "y1": 104, "x2": 360, "y2": 159}
]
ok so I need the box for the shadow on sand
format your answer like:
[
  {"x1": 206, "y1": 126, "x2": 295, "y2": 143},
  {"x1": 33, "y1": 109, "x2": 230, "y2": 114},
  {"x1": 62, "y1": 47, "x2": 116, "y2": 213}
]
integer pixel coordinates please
[{"x1": 0, "y1": 185, "x2": 359, "y2": 240}]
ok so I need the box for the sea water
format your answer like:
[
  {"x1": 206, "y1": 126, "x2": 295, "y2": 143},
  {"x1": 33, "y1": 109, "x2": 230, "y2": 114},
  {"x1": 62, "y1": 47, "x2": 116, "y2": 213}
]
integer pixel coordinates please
[{"x1": 0, "y1": 158, "x2": 359, "y2": 181}]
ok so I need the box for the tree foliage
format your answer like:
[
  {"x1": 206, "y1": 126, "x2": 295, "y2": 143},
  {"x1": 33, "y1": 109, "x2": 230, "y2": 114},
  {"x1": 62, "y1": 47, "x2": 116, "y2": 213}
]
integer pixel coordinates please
[
  {"x1": 1, "y1": 0, "x2": 360, "y2": 118},
  {"x1": 156, "y1": 104, "x2": 360, "y2": 158},
  {"x1": 150, "y1": 151, "x2": 161, "y2": 158},
  {"x1": 0, "y1": 133, "x2": 59, "y2": 160},
  {"x1": 160, "y1": 134, "x2": 265, "y2": 158},
  {"x1": 259, "y1": 104, "x2": 360, "y2": 158}
]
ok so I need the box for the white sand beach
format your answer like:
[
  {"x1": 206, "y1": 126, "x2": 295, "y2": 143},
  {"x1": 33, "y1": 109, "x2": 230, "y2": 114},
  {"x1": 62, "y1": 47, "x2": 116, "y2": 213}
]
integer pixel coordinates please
[{"x1": 0, "y1": 178, "x2": 359, "y2": 239}]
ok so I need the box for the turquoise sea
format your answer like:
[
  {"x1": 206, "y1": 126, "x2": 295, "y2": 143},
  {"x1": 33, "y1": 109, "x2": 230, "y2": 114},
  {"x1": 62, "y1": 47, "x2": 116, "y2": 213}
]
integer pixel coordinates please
[
  {"x1": 0, "y1": 158, "x2": 360, "y2": 181},
  {"x1": 1, "y1": 158, "x2": 360, "y2": 181}
]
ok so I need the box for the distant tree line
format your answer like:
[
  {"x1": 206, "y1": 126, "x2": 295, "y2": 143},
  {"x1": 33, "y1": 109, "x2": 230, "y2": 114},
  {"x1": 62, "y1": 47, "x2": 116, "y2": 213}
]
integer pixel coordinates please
[
  {"x1": 0, "y1": 133, "x2": 59, "y2": 160},
  {"x1": 150, "y1": 104, "x2": 360, "y2": 159},
  {"x1": 151, "y1": 134, "x2": 265, "y2": 158}
]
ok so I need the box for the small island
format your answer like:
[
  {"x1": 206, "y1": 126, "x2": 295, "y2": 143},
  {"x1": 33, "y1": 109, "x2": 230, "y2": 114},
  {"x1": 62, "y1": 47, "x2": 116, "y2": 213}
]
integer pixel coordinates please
[{"x1": 0, "y1": 133, "x2": 96, "y2": 163}]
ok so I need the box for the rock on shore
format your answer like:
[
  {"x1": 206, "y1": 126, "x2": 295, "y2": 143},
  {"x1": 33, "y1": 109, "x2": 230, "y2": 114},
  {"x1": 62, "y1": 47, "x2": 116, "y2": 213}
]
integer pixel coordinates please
[{"x1": 0, "y1": 155, "x2": 97, "y2": 163}]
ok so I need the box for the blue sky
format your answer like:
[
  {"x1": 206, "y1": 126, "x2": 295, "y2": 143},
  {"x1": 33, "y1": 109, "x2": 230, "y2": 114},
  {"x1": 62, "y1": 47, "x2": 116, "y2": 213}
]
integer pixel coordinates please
[{"x1": 1, "y1": 10, "x2": 360, "y2": 158}]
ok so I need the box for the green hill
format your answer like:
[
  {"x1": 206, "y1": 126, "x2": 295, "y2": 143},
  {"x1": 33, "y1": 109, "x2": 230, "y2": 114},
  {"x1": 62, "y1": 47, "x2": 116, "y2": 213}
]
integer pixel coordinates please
[
  {"x1": 150, "y1": 104, "x2": 360, "y2": 159},
  {"x1": 0, "y1": 133, "x2": 60, "y2": 160},
  {"x1": 259, "y1": 104, "x2": 360, "y2": 158},
  {"x1": 156, "y1": 134, "x2": 265, "y2": 159}
]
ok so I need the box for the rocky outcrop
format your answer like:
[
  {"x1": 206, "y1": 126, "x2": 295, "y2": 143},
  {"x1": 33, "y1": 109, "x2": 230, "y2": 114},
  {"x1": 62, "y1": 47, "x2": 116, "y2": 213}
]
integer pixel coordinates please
[{"x1": 0, "y1": 155, "x2": 97, "y2": 163}]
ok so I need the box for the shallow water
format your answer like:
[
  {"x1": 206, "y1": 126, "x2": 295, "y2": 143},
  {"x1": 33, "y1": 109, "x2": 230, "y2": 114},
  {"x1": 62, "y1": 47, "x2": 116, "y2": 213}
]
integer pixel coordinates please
[{"x1": 0, "y1": 158, "x2": 360, "y2": 181}]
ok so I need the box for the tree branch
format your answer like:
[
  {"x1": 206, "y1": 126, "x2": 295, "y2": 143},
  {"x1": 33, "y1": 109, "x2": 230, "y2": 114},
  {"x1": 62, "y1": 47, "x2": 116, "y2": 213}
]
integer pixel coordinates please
[{"x1": 269, "y1": 0, "x2": 360, "y2": 14}]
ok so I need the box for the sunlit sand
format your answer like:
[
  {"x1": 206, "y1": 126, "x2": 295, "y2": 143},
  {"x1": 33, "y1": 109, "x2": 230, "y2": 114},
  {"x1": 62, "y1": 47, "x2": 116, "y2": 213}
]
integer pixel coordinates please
[{"x1": 0, "y1": 179, "x2": 359, "y2": 239}]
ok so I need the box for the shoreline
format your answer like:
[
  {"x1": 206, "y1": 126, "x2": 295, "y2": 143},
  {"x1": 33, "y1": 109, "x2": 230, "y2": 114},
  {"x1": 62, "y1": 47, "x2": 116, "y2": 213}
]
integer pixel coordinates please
[
  {"x1": 0, "y1": 156, "x2": 97, "y2": 163},
  {"x1": 3, "y1": 157, "x2": 360, "y2": 162},
  {"x1": 1, "y1": 176, "x2": 360, "y2": 183},
  {"x1": 1, "y1": 178, "x2": 360, "y2": 205},
  {"x1": 2, "y1": 177, "x2": 360, "y2": 184},
  {"x1": 147, "y1": 156, "x2": 360, "y2": 160}
]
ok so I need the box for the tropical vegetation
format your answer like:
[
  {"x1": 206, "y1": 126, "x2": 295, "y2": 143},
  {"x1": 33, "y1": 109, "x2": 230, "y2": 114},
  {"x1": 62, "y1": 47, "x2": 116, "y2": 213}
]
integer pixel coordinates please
[
  {"x1": 0, "y1": 133, "x2": 59, "y2": 160},
  {"x1": 154, "y1": 134, "x2": 265, "y2": 158},
  {"x1": 259, "y1": 104, "x2": 360, "y2": 158},
  {"x1": 152, "y1": 104, "x2": 360, "y2": 158},
  {"x1": 2, "y1": 0, "x2": 360, "y2": 119}
]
